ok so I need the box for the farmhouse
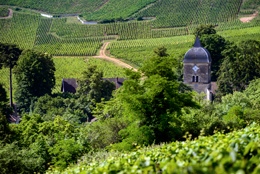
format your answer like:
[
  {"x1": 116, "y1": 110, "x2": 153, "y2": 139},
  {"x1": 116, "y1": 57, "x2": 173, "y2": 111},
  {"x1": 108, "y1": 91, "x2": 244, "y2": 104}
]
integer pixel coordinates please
[
  {"x1": 61, "y1": 77, "x2": 127, "y2": 93},
  {"x1": 183, "y1": 36, "x2": 217, "y2": 101}
]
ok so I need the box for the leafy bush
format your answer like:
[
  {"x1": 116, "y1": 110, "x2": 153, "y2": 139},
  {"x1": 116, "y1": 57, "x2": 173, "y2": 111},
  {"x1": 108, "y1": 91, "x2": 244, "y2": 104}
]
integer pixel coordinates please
[{"x1": 50, "y1": 123, "x2": 260, "y2": 173}]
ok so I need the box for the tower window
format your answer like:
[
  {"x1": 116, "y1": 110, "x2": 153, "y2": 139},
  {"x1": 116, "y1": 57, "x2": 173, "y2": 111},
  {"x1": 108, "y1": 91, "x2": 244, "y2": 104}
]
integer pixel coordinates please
[{"x1": 192, "y1": 76, "x2": 199, "y2": 82}]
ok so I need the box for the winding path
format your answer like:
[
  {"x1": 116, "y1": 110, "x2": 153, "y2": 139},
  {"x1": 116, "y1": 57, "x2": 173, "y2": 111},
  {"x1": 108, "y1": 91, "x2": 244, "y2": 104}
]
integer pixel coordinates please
[{"x1": 93, "y1": 42, "x2": 138, "y2": 71}]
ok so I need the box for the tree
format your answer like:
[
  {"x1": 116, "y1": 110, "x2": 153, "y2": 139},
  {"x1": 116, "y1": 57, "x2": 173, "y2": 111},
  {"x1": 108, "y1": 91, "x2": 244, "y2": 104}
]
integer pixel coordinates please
[
  {"x1": 216, "y1": 40, "x2": 260, "y2": 99},
  {"x1": 200, "y1": 34, "x2": 230, "y2": 81},
  {"x1": 0, "y1": 43, "x2": 22, "y2": 107},
  {"x1": 193, "y1": 24, "x2": 216, "y2": 37},
  {"x1": 193, "y1": 24, "x2": 230, "y2": 81},
  {"x1": 14, "y1": 50, "x2": 55, "y2": 112},
  {"x1": 76, "y1": 65, "x2": 115, "y2": 103},
  {"x1": 114, "y1": 55, "x2": 199, "y2": 147},
  {"x1": 153, "y1": 45, "x2": 169, "y2": 57},
  {"x1": 0, "y1": 83, "x2": 12, "y2": 116}
]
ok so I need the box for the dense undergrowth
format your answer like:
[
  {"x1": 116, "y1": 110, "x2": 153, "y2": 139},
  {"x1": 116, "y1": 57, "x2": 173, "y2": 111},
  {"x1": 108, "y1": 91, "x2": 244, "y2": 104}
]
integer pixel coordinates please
[{"x1": 48, "y1": 122, "x2": 260, "y2": 174}]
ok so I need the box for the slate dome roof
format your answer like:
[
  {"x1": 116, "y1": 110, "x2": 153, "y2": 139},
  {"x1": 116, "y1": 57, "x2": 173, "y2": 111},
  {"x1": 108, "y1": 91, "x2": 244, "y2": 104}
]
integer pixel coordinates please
[{"x1": 183, "y1": 36, "x2": 212, "y2": 63}]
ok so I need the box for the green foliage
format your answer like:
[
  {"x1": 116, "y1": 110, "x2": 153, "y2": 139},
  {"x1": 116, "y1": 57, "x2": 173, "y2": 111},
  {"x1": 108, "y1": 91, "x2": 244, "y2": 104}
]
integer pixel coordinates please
[
  {"x1": 200, "y1": 34, "x2": 229, "y2": 81},
  {"x1": 0, "y1": 42, "x2": 22, "y2": 69},
  {"x1": 0, "y1": 141, "x2": 47, "y2": 174},
  {"x1": 0, "y1": 6, "x2": 9, "y2": 17},
  {"x1": 81, "y1": 115, "x2": 129, "y2": 149},
  {"x1": 222, "y1": 106, "x2": 245, "y2": 127},
  {"x1": 49, "y1": 137, "x2": 85, "y2": 170},
  {"x1": 215, "y1": 91, "x2": 252, "y2": 116},
  {"x1": 0, "y1": 43, "x2": 23, "y2": 106},
  {"x1": 51, "y1": 123, "x2": 260, "y2": 174},
  {"x1": 14, "y1": 49, "x2": 55, "y2": 112},
  {"x1": 112, "y1": 55, "x2": 199, "y2": 148},
  {"x1": 76, "y1": 65, "x2": 115, "y2": 103},
  {"x1": 153, "y1": 45, "x2": 169, "y2": 57},
  {"x1": 193, "y1": 24, "x2": 216, "y2": 37},
  {"x1": 0, "y1": 112, "x2": 13, "y2": 144},
  {"x1": 0, "y1": 83, "x2": 12, "y2": 116},
  {"x1": 217, "y1": 39, "x2": 260, "y2": 98},
  {"x1": 9, "y1": 113, "x2": 92, "y2": 172},
  {"x1": 244, "y1": 78, "x2": 260, "y2": 108}
]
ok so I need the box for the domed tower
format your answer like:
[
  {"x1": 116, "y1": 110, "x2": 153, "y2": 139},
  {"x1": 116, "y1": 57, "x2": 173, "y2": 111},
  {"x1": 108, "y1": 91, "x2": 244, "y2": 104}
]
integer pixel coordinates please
[{"x1": 183, "y1": 36, "x2": 213, "y2": 101}]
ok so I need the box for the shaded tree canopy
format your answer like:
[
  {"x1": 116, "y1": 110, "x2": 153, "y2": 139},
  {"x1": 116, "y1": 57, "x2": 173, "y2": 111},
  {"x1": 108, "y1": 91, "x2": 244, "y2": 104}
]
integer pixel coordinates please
[
  {"x1": 14, "y1": 49, "x2": 55, "y2": 112},
  {"x1": 0, "y1": 43, "x2": 22, "y2": 69},
  {"x1": 153, "y1": 45, "x2": 169, "y2": 57},
  {"x1": 76, "y1": 65, "x2": 115, "y2": 103},
  {"x1": 0, "y1": 43, "x2": 23, "y2": 106},
  {"x1": 0, "y1": 83, "x2": 12, "y2": 116},
  {"x1": 193, "y1": 24, "x2": 216, "y2": 37},
  {"x1": 200, "y1": 34, "x2": 230, "y2": 81},
  {"x1": 114, "y1": 55, "x2": 200, "y2": 146},
  {"x1": 193, "y1": 24, "x2": 230, "y2": 81},
  {"x1": 216, "y1": 40, "x2": 260, "y2": 100}
]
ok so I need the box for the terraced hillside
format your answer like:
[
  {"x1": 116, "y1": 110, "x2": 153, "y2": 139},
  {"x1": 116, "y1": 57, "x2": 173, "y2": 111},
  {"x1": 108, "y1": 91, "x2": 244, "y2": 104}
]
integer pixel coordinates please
[
  {"x1": 0, "y1": 0, "x2": 106, "y2": 14},
  {"x1": 1, "y1": 0, "x2": 258, "y2": 28}
]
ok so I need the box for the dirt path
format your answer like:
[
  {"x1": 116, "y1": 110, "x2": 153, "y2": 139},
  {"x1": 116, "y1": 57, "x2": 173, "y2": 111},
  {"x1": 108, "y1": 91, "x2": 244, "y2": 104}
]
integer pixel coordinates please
[
  {"x1": 93, "y1": 42, "x2": 137, "y2": 71},
  {"x1": 239, "y1": 11, "x2": 258, "y2": 23},
  {"x1": 0, "y1": 8, "x2": 13, "y2": 18}
]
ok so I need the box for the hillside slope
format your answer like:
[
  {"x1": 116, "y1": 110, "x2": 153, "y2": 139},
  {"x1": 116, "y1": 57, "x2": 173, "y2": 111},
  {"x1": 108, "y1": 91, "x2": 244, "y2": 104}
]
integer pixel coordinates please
[{"x1": 0, "y1": 0, "x2": 106, "y2": 14}]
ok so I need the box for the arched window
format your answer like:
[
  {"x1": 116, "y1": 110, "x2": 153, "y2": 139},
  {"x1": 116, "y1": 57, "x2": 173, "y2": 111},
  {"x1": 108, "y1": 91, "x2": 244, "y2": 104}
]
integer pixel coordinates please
[
  {"x1": 196, "y1": 76, "x2": 199, "y2": 82},
  {"x1": 192, "y1": 76, "x2": 195, "y2": 82}
]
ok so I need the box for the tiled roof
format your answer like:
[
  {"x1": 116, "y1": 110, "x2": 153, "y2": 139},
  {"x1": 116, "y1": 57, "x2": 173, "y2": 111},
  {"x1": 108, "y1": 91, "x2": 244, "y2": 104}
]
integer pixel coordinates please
[{"x1": 61, "y1": 78, "x2": 127, "y2": 93}]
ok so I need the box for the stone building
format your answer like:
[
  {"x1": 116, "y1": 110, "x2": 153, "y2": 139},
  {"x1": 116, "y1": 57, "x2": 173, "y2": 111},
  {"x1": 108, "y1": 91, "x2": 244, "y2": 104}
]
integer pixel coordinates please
[{"x1": 183, "y1": 36, "x2": 213, "y2": 101}]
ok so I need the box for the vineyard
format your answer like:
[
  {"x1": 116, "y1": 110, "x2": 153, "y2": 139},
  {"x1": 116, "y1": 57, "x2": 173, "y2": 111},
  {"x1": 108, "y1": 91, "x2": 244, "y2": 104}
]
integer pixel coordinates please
[
  {"x1": 0, "y1": 0, "x2": 106, "y2": 14},
  {"x1": 49, "y1": 123, "x2": 260, "y2": 173},
  {"x1": 0, "y1": 0, "x2": 259, "y2": 95},
  {"x1": 0, "y1": 57, "x2": 126, "y2": 95},
  {"x1": 135, "y1": 0, "x2": 242, "y2": 28},
  {"x1": 108, "y1": 26, "x2": 260, "y2": 66},
  {"x1": 2, "y1": 13, "x2": 40, "y2": 49},
  {"x1": 0, "y1": 6, "x2": 9, "y2": 17},
  {"x1": 82, "y1": 0, "x2": 157, "y2": 21}
]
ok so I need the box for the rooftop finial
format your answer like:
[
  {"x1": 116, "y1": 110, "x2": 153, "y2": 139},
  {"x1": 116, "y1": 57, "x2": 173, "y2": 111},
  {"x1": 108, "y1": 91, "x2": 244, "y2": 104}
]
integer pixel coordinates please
[{"x1": 194, "y1": 35, "x2": 202, "y2": 47}]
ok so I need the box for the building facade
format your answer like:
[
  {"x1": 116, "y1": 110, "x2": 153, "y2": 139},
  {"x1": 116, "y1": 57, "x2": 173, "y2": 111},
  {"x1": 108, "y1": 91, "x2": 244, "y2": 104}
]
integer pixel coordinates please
[{"x1": 183, "y1": 36, "x2": 213, "y2": 101}]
